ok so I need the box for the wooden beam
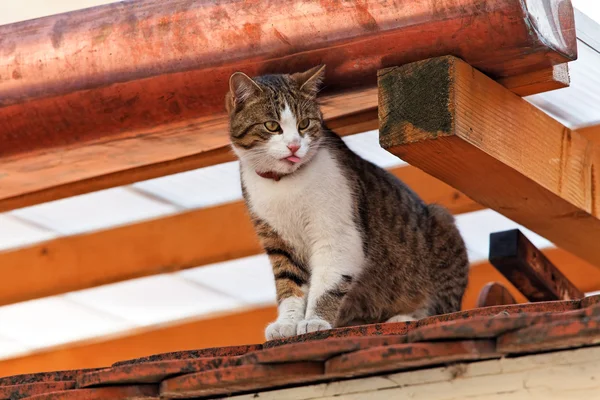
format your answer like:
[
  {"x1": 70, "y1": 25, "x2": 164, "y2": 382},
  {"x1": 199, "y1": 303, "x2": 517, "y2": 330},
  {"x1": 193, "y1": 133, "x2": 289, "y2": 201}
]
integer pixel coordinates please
[
  {"x1": 489, "y1": 229, "x2": 584, "y2": 301},
  {"x1": 463, "y1": 248, "x2": 600, "y2": 310},
  {"x1": 0, "y1": 66, "x2": 579, "y2": 215},
  {"x1": 497, "y1": 63, "x2": 570, "y2": 97},
  {"x1": 378, "y1": 55, "x2": 600, "y2": 267},
  {"x1": 0, "y1": 0, "x2": 577, "y2": 212},
  {"x1": 0, "y1": 249, "x2": 596, "y2": 377},
  {"x1": 0, "y1": 88, "x2": 376, "y2": 213},
  {"x1": 0, "y1": 165, "x2": 481, "y2": 307},
  {"x1": 576, "y1": 124, "x2": 600, "y2": 143}
]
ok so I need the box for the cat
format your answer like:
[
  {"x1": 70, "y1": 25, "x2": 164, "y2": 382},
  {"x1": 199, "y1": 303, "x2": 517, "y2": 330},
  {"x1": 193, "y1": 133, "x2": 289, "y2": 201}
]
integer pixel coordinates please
[{"x1": 226, "y1": 65, "x2": 469, "y2": 340}]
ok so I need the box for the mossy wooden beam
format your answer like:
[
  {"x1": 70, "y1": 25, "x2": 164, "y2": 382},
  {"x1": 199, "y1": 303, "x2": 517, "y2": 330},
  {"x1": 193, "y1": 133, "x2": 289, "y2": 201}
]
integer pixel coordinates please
[
  {"x1": 489, "y1": 229, "x2": 584, "y2": 301},
  {"x1": 378, "y1": 55, "x2": 600, "y2": 268}
]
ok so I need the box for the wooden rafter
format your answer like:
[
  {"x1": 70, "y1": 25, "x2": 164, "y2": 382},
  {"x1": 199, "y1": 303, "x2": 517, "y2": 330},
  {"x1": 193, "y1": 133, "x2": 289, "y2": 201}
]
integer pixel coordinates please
[
  {"x1": 489, "y1": 229, "x2": 584, "y2": 301},
  {"x1": 0, "y1": 0, "x2": 577, "y2": 212},
  {"x1": 379, "y1": 55, "x2": 600, "y2": 267},
  {"x1": 0, "y1": 165, "x2": 481, "y2": 307},
  {"x1": 497, "y1": 63, "x2": 570, "y2": 97},
  {"x1": 0, "y1": 248, "x2": 596, "y2": 377}
]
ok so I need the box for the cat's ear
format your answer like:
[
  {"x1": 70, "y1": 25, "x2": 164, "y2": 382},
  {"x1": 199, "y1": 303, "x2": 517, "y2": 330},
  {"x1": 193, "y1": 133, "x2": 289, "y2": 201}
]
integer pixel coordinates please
[
  {"x1": 292, "y1": 64, "x2": 326, "y2": 96},
  {"x1": 228, "y1": 72, "x2": 262, "y2": 108}
]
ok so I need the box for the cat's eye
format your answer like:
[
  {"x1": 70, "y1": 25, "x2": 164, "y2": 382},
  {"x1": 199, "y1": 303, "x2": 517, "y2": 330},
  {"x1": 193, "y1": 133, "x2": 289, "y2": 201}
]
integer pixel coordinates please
[
  {"x1": 298, "y1": 119, "x2": 310, "y2": 130},
  {"x1": 264, "y1": 121, "x2": 280, "y2": 132}
]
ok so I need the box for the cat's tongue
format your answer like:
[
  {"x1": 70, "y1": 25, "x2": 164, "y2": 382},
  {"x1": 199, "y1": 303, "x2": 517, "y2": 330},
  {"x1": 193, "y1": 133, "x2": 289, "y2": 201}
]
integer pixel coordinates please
[{"x1": 286, "y1": 155, "x2": 302, "y2": 163}]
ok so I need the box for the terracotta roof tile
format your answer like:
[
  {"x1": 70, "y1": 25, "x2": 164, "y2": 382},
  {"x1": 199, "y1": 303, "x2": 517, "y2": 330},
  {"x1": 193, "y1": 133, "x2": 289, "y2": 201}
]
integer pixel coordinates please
[
  {"x1": 0, "y1": 381, "x2": 75, "y2": 400},
  {"x1": 263, "y1": 321, "x2": 414, "y2": 348},
  {"x1": 25, "y1": 385, "x2": 159, "y2": 400},
  {"x1": 325, "y1": 340, "x2": 499, "y2": 377},
  {"x1": 78, "y1": 355, "x2": 245, "y2": 387},
  {"x1": 160, "y1": 362, "x2": 324, "y2": 398},
  {"x1": 245, "y1": 335, "x2": 407, "y2": 364},
  {"x1": 497, "y1": 317, "x2": 600, "y2": 354},
  {"x1": 2, "y1": 296, "x2": 600, "y2": 399},
  {"x1": 112, "y1": 344, "x2": 261, "y2": 366}
]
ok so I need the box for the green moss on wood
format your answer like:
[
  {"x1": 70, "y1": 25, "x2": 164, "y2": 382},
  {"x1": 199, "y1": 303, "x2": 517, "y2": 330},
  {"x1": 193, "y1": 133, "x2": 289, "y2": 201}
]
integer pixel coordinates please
[{"x1": 378, "y1": 56, "x2": 456, "y2": 148}]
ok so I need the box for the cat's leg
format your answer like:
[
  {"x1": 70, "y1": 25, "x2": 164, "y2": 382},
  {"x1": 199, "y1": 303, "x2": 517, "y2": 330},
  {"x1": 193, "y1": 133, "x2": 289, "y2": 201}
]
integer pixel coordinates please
[
  {"x1": 298, "y1": 233, "x2": 364, "y2": 334},
  {"x1": 254, "y1": 219, "x2": 310, "y2": 340},
  {"x1": 265, "y1": 246, "x2": 310, "y2": 339}
]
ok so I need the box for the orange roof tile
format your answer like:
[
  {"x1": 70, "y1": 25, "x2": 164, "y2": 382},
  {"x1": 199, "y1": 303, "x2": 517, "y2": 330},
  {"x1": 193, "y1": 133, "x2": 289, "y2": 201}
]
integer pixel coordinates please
[{"x1": 1, "y1": 296, "x2": 599, "y2": 399}]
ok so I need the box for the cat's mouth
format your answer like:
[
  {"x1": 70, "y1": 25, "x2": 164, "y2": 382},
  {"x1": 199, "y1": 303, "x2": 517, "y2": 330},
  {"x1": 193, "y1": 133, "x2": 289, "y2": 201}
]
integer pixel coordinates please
[{"x1": 283, "y1": 155, "x2": 302, "y2": 164}]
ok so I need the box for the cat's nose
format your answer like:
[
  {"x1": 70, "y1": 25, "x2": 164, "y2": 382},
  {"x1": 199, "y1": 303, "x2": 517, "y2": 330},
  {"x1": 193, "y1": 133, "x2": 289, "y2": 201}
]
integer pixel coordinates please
[{"x1": 287, "y1": 143, "x2": 300, "y2": 154}]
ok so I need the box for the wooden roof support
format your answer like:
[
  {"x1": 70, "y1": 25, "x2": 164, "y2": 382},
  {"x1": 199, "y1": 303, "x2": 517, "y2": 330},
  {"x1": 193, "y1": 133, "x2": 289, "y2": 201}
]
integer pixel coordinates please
[
  {"x1": 497, "y1": 63, "x2": 570, "y2": 97},
  {"x1": 0, "y1": 248, "x2": 595, "y2": 377},
  {"x1": 378, "y1": 55, "x2": 600, "y2": 267},
  {"x1": 576, "y1": 124, "x2": 600, "y2": 143},
  {"x1": 489, "y1": 229, "x2": 584, "y2": 301},
  {"x1": 0, "y1": 0, "x2": 577, "y2": 212},
  {"x1": 0, "y1": 165, "x2": 481, "y2": 307}
]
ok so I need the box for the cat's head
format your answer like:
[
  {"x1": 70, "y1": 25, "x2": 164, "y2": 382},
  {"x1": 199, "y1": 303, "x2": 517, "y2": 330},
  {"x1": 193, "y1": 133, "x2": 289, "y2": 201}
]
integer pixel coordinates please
[{"x1": 226, "y1": 65, "x2": 326, "y2": 175}]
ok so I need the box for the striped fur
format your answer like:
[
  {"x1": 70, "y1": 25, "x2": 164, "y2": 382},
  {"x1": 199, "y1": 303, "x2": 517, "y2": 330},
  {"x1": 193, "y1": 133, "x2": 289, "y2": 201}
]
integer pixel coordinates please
[{"x1": 227, "y1": 66, "x2": 469, "y2": 340}]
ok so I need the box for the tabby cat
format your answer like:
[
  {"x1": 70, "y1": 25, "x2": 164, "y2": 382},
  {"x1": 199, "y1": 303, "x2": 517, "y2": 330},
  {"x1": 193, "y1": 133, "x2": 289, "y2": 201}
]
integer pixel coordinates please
[{"x1": 226, "y1": 65, "x2": 469, "y2": 340}]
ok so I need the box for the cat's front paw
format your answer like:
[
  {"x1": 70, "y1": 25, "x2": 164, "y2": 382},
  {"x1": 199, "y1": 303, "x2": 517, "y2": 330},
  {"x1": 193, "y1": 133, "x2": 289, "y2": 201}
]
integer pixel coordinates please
[
  {"x1": 297, "y1": 318, "x2": 332, "y2": 335},
  {"x1": 265, "y1": 321, "x2": 297, "y2": 340}
]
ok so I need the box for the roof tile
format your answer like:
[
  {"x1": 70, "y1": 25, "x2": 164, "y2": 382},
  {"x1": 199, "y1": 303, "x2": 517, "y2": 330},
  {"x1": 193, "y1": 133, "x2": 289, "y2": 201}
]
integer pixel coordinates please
[
  {"x1": 78, "y1": 355, "x2": 245, "y2": 387},
  {"x1": 325, "y1": 340, "x2": 499, "y2": 377},
  {"x1": 3, "y1": 298, "x2": 600, "y2": 399},
  {"x1": 160, "y1": 362, "x2": 324, "y2": 398},
  {"x1": 409, "y1": 309, "x2": 586, "y2": 342},
  {"x1": 112, "y1": 344, "x2": 261, "y2": 366},
  {"x1": 25, "y1": 385, "x2": 159, "y2": 399},
  {"x1": 0, "y1": 381, "x2": 75, "y2": 400},
  {"x1": 497, "y1": 316, "x2": 600, "y2": 354},
  {"x1": 264, "y1": 321, "x2": 415, "y2": 348},
  {"x1": 246, "y1": 335, "x2": 407, "y2": 364}
]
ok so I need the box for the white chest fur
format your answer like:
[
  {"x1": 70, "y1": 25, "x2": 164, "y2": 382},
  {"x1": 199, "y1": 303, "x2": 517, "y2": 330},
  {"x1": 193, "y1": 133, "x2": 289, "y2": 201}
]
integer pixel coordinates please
[{"x1": 241, "y1": 148, "x2": 364, "y2": 272}]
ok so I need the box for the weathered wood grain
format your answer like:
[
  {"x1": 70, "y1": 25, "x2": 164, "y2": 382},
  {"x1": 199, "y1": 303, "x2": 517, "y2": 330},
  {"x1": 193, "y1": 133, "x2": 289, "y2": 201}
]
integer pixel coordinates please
[{"x1": 379, "y1": 55, "x2": 600, "y2": 267}]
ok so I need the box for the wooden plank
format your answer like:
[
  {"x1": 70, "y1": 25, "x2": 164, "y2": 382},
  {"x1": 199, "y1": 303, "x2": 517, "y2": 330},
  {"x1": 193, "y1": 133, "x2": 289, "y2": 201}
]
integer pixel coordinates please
[
  {"x1": 463, "y1": 248, "x2": 600, "y2": 309},
  {"x1": 229, "y1": 347, "x2": 600, "y2": 400},
  {"x1": 378, "y1": 55, "x2": 600, "y2": 267},
  {"x1": 576, "y1": 124, "x2": 600, "y2": 143},
  {"x1": 0, "y1": 165, "x2": 481, "y2": 307},
  {"x1": 497, "y1": 63, "x2": 570, "y2": 97},
  {"x1": 0, "y1": 0, "x2": 577, "y2": 212},
  {"x1": 0, "y1": 251, "x2": 594, "y2": 376},
  {"x1": 489, "y1": 229, "x2": 584, "y2": 301},
  {"x1": 0, "y1": 88, "x2": 376, "y2": 213},
  {"x1": 475, "y1": 283, "x2": 517, "y2": 308},
  {"x1": 0, "y1": 66, "x2": 578, "y2": 215}
]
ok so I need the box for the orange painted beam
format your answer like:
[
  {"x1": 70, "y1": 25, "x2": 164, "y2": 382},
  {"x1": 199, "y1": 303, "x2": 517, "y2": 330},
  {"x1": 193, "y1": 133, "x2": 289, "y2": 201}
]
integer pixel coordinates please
[
  {"x1": 379, "y1": 56, "x2": 600, "y2": 268},
  {"x1": 1, "y1": 248, "x2": 596, "y2": 377},
  {"x1": 576, "y1": 124, "x2": 600, "y2": 143},
  {"x1": 0, "y1": 0, "x2": 577, "y2": 212},
  {"x1": 0, "y1": 307, "x2": 277, "y2": 378},
  {"x1": 497, "y1": 63, "x2": 570, "y2": 97},
  {"x1": 0, "y1": 165, "x2": 482, "y2": 307}
]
